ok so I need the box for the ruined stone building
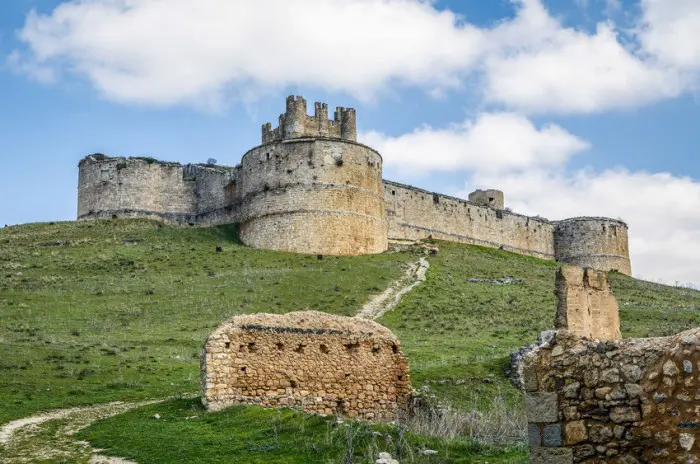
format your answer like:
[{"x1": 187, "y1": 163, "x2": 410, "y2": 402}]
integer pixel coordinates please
[
  {"x1": 77, "y1": 96, "x2": 631, "y2": 275},
  {"x1": 201, "y1": 311, "x2": 411, "y2": 421},
  {"x1": 525, "y1": 266, "x2": 699, "y2": 463}
]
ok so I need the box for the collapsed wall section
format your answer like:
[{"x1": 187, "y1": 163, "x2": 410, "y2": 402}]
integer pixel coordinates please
[
  {"x1": 555, "y1": 218, "x2": 631, "y2": 276},
  {"x1": 237, "y1": 139, "x2": 386, "y2": 255},
  {"x1": 201, "y1": 311, "x2": 411, "y2": 421},
  {"x1": 383, "y1": 181, "x2": 556, "y2": 260}
]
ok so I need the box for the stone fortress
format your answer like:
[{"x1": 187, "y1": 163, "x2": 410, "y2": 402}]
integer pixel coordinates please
[{"x1": 77, "y1": 96, "x2": 631, "y2": 275}]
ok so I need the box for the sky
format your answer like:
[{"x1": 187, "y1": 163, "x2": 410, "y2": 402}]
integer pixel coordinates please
[{"x1": 1, "y1": 0, "x2": 699, "y2": 286}]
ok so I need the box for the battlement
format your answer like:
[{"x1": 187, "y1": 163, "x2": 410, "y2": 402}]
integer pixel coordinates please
[{"x1": 261, "y1": 95, "x2": 357, "y2": 143}]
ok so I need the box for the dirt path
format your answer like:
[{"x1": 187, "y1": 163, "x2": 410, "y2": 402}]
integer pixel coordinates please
[
  {"x1": 356, "y1": 257, "x2": 430, "y2": 320},
  {"x1": 0, "y1": 399, "x2": 163, "y2": 464}
]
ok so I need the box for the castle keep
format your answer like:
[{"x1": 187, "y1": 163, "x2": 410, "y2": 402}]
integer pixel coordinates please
[{"x1": 77, "y1": 95, "x2": 631, "y2": 275}]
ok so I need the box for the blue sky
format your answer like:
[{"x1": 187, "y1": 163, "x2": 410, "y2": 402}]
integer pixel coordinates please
[{"x1": 1, "y1": 0, "x2": 699, "y2": 285}]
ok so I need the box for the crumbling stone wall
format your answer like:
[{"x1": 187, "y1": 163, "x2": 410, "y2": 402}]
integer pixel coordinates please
[
  {"x1": 525, "y1": 266, "x2": 699, "y2": 463},
  {"x1": 555, "y1": 265, "x2": 621, "y2": 341},
  {"x1": 201, "y1": 311, "x2": 411, "y2": 421},
  {"x1": 525, "y1": 329, "x2": 700, "y2": 463}
]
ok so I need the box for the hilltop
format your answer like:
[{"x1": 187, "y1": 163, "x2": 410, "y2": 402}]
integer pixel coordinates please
[{"x1": 1, "y1": 220, "x2": 699, "y2": 463}]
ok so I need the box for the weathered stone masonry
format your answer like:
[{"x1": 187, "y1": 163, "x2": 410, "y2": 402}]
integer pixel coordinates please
[
  {"x1": 525, "y1": 267, "x2": 700, "y2": 463},
  {"x1": 201, "y1": 311, "x2": 411, "y2": 421},
  {"x1": 77, "y1": 95, "x2": 632, "y2": 274}
]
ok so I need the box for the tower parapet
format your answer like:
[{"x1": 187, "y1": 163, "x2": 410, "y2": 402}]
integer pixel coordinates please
[{"x1": 262, "y1": 95, "x2": 356, "y2": 144}]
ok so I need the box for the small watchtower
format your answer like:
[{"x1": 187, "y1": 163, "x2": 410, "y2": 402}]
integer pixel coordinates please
[
  {"x1": 262, "y1": 96, "x2": 356, "y2": 143},
  {"x1": 468, "y1": 189, "x2": 504, "y2": 210}
]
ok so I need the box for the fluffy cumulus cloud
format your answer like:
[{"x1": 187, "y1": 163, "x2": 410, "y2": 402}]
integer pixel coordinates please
[
  {"x1": 639, "y1": 0, "x2": 700, "y2": 72},
  {"x1": 363, "y1": 119, "x2": 700, "y2": 286},
  {"x1": 481, "y1": 6, "x2": 685, "y2": 113},
  {"x1": 10, "y1": 0, "x2": 700, "y2": 111},
  {"x1": 362, "y1": 113, "x2": 589, "y2": 175},
  {"x1": 10, "y1": 0, "x2": 485, "y2": 107}
]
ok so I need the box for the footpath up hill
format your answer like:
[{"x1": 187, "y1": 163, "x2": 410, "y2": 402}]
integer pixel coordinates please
[{"x1": 1, "y1": 220, "x2": 699, "y2": 463}]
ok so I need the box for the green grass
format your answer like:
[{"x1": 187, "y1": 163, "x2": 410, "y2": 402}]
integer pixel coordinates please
[
  {"x1": 379, "y1": 241, "x2": 700, "y2": 410},
  {"x1": 0, "y1": 219, "x2": 413, "y2": 424},
  {"x1": 77, "y1": 398, "x2": 527, "y2": 464},
  {"x1": 2, "y1": 221, "x2": 699, "y2": 463}
]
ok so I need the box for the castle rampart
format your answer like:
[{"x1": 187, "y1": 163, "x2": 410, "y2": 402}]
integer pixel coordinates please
[
  {"x1": 76, "y1": 96, "x2": 632, "y2": 275},
  {"x1": 383, "y1": 180, "x2": 557, "y2": 260},
  {"x1": 201, "y1": 311, "x2": 411, "y2": 421}
]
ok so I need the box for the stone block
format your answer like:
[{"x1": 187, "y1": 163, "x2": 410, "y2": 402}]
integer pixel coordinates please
[
  {"x1": 543, "y1": 424, "x2": 562, "y2": 446},
  {"x1": 526, "y1": 392, "x2": 559, "y2": 423},
  {"x1": 564, "y1": 420, "x2": 587, "y2": 445},
  {"x1": 530, "y1": 446, "x2": 574, "y2": 464},
  {"x1": 529, "y1": 423, "x2": 542, "y2": 446}
]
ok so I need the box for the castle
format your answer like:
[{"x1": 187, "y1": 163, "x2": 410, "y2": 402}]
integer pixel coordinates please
[{"x1": 77, "y1": 96, "x2": 631, "y2": 275}]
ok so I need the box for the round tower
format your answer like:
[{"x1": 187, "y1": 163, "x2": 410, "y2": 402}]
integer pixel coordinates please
[
  {"x1": 238, "y1": 96, "x2": 387, "y2": 255},
  {"x1": 554, "y1": 217, "x2": 631, "y2": 275}
]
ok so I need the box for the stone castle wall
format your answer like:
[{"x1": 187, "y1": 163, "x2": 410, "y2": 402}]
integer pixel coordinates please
[
  {"x1": 236, "y1": 138, "x2": 386, "y2": 255},
  {"x1": 554, "y1": 218, "x2": 631, "y2": 275},
  {"x1": 78, "y1": 156, "x2": 241, "y2": 225},
  {"x1": 201, "y1": 311, "x2": 411, "y2": 421},
  {"x1": 76, "y1": 96, "x2": 632, "y2": 274},
  {"x1": 383, "y1": 181, "x2": 557, "y2": 260}
]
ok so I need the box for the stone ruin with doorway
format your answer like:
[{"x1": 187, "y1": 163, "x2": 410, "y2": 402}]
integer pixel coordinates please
[{"x1": 201, "y1": 311, "x2": 411, "y2": 421}]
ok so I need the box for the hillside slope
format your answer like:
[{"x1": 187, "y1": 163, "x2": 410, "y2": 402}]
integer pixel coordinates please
[{"x1": 2, "y1": 220, "x2": 699, "y2": 462}]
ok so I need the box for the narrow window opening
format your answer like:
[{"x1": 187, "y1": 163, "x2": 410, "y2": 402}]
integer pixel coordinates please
[
  {"x1": 397, "y1": 375, "x2": 403, "y2": 381},
  {"x1": 433, "y1": 194, "x2": 440, "y2": 204},
  {"x1": 372, "y1": 345, "x2": 380, "y2": 355},
  {"x1": 392, "y1": 190, "x2": 396, "y2": 195},
  {"x1": 294, "y1": 343, "x2": 306, "y2": 353},
  {"x1": 391, "y1": 344, "x2": 399, "y2": 354},
  {"x1": 290, "y1": 380, "x2": 297, "y2": 388},
  {"x1": 238, "y1": 344, "x2": 245, "y2": 353},
  {"x1": 319, "y1": 344, "x2": 329, "y2": 354},
  {"x1": 240, "y1": 366, "x2": 247, "y2": 373},
  {"x1": 224, "y1": 342, "x2": 230, "y2": 349},
  {"x1": 344, "y1": 342, "x2": 360, "y2": 353},
  {"x1": 276, "y1": 342, "x2": 284, "y2": 351},
  {"x1": 247, "y1": 342, "x2": 257, "y2": 353}
]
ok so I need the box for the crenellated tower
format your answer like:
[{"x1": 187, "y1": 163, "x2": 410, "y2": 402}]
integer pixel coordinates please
[
  {"x1": 262, "y1": 96, "x2": 357, "y2": 143},
  {"x1": 242, "y1": 96, "x2": 386, "y2": 255}
]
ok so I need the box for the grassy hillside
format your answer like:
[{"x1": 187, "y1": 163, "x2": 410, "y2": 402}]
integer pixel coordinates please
[
  {"x1": 2, "y1": 220, "x2": 699, "y2": 463},
  {"x1": 0, "y1": 220, "x2": 413, "y2": 424}
]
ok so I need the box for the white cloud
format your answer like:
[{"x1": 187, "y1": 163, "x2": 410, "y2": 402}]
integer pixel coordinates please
[
  {"x1": 12, "y1": 0, "x2": 485, "y2": 107},
  {"x1": 639, "y1": 0, "x2": 700, "y2": 72},
  {"x1": 481, "y1": 1, "x2": 685, "y2": 114},
  {"x1": 11, "y1": 0, "x2": 700, "y2": 112},
  {"x1": 370, "y1": 116, "x2": 700, "y2": 285},
  {"x1": 361, "y1": 112, "x2": 589, "y2": 175}
]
